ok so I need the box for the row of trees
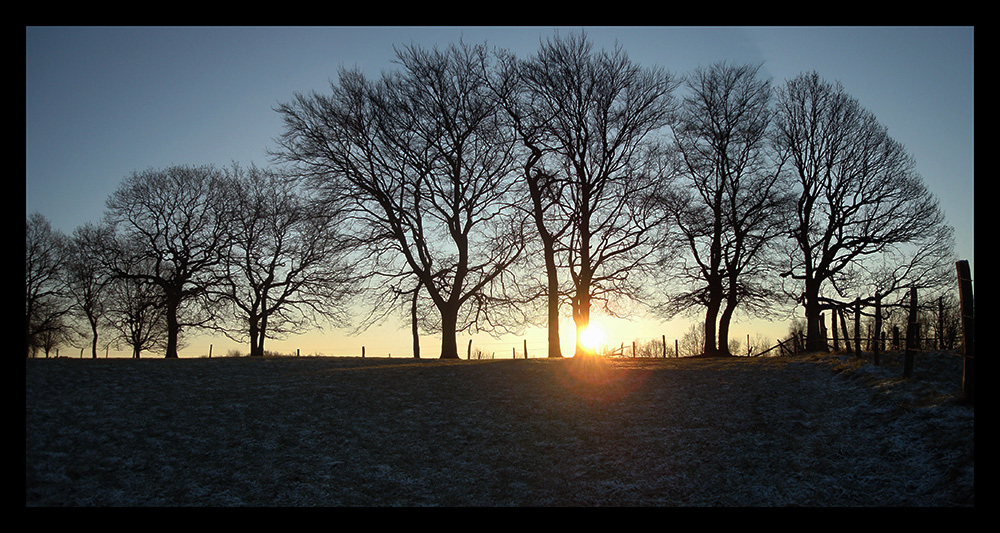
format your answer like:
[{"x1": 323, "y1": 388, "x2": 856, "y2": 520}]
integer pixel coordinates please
[
  {"x1": 26, "y1": 32, "x2": 956, "y2": 360},
  {"x1": 26, "y1": 165, "x2": 355, "y2": 358}
]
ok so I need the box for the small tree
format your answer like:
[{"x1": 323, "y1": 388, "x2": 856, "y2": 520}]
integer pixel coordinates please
[
  {"x1": 64, "y1": 223, "x2": 115, "y2": 358},
  {"x1": 26, "y1": 213, "x2": 73, "y2": 358}
]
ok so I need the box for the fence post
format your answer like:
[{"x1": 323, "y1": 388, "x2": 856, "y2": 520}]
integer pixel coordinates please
[
  {"x1": 854, "y1": 298, "x2": 861, "y2": 357},
  {"x1": 873, "y1": 293, "x2": 881, "y2": 366},
  {"x1": 937, "y1": 296, "x2": 945, "y2": 351},
  {"x1": 904, "y1": 288, "x2": 917, "y2": 378},
  {"x1": 662, "y1": 335, "x2": 666, "y2": 358},
  {"x1": 831, "y1": 308, "x2": 839, "y2": 351},
  {"x1": 675, "y1": 339, "x2": 679, "y2": 358},
  {"x1": 524, "y1": 339, "x2": 528, "y2": 359},
  {"x1": 839, "y1": 308, "x2": 851, "y2": 353},
  {"x1": 956, "y1": 260, "x2": 974, "y2": 403},
  {"x1": 362, "y1": 346, "x2": 365, "y2": 358}
]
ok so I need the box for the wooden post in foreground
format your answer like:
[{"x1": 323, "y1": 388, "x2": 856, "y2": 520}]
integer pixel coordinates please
[
  {"x1": 904, "y1": 288, "x2": 917, "y2": 378},
  {"x1": 854, "y1": 298, "x2": 861, "y2": 357},
  {"x1": 956, "y1": 260, "x2": 974, "y2": 403},
  {"x1": 873, "y1": 293, "x2": 881, "y2": 366}
]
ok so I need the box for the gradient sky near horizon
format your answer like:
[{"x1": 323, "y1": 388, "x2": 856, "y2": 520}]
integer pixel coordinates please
[{"x1": 25, "y1": 26, "x2": 974, "y2": 358}]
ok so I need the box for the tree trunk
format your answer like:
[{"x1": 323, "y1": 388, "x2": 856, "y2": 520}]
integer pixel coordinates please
[
  {"x1": 702, "y1": 295, "x2": 722, "y2": 357},
  {"x1": 164, "y1": 297, "x2": 180, "y2": 358},
  {"x1": 717, "y1": 295, "x2": 737, "y2": 356},
  {"x1": 544, "y1": 246, "x2": 562, "y2": 358},
  {"x1": 90, "y1": 319, "x2": 99, "y2": 359},
  {"x1": 249, "y1": 315, "x2": 263, "y2": 357},
  {"x1": 573, "y1": 284, "x2": 592, "y2": 357},
  {"x1": 411, "y1": 286, "x2": 421, "y2": 359},
  {"x1": 439, "y1": 305, "x2": 460, "y2": 359},
  {"x1": 803, "y1": 279, "x2": 825, "y2": 352}
]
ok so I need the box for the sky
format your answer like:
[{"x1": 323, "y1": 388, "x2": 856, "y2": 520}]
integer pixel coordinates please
[{"x1": 25, "y1": 26, "x2": 974, "y2": 358}]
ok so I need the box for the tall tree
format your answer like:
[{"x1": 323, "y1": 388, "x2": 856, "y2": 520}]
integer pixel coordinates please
[
  {"x1": 218, "y1": 165, "x2": 356, "y2": 356},
  {"x1": 517, "y1": 32, "x2": 678, "y2": 357},
  {"x1": 273, "y1": 41, "x2": 527, "y2": 359},
  {"x1": 660, "y1": 62, "x2": 791, "y2": 356},
  {"x1": 491, "y1": 48, "x2": 574, "y2": 358},
  {"x1": 773, "y1": 72, "x2": 954, "y2": 351},
  {"x1": 103, "y1": 165, "x2": 234, "y2": 358}
]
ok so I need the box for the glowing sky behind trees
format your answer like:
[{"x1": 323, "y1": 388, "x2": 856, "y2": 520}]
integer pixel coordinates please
[{"x1": 25, "y1": 26, "x2": 974, "y2": 358}]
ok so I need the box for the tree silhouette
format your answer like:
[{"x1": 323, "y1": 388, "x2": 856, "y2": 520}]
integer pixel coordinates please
[
  {"x1": 217, "y1": 164, "x2": 356, "y2": 356},
  {"x1": 514, "y1": 32, "x2": 679, "y2": 357},
  {"x1": 26, "y1": 213, "x2": 72, "y2": 358},
  {"x1": 103, "y1": 165, "x2": 234, "y2": 358},
  {"x1": 658, "y1": 62, "x2": 792, "y2": 356},
  {"x1": 274, "y1": 42, "x2": 527, "y2": 359},
  {"x1": 773, "y1": 72, "x2": 954, "y2": 351}
]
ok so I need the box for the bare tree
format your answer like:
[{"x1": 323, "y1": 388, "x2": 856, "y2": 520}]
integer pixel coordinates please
[
  {"x1": 103, "y1": 165, "x2": 234, "y2": 358},
  {"x1": 105, "y1": 255, "x2": 170, "y2": 358},
  {"x1": 218, "y1": 164, "x2": 356, "y2": 356},
  {"x1": 273, "y1": 41, "x2": 527, "y2": 359},
  {"x1": 26, "y1": 213, "x2": 73, "y2": 358},
  {"x1": 658, "y1": 62, "x2": 792, "y2": 356},
  {"x1": 64, "y1": 223, "x2": 115, "y2": 358},
  {"x1": 490, "y1": 48, "x2": 575, "y2": 358},
  {"x1": 515, "y1": 32, "x2": 679, "y2": 357},
  {"x1": 773, "y1": 72, "x2": 954, "y2": 351}
]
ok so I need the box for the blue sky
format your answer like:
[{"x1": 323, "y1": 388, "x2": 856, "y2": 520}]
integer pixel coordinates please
[{"x1": 25, "y1": 26, "x2": 974, "y2": 357}]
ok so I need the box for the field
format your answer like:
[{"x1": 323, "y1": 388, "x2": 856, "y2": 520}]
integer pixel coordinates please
[{"x1": 26, "y1": 350, "x2": 973, "y2": 507}]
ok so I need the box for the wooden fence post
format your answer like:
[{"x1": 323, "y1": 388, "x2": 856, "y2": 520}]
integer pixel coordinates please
[
  {"x1": 839, "y1": 308, "x2": 851, "y2": 353},
  {"x1": 831, "y1": 308, "x2": 839, "y2": 351},
  {"x1": 904, "y1": 288, "x2": 917, "y2": 378},
  {"x1": 873, "y1": 293, "x2": 881, "y2": 366},
  {"x1": 854, "y1": 298, "x2": 861, "y2": 357},
  {"x1": 956, "y1": 260, "x2": 974, "y2": 403},
  {"x1": 362, "y1": 346, "x2": 365, "y2": 358},
  {"x1": 524, "y1": 339, "x2": 528, "y2": 359},
  {"x1": 468, "y1": 339, "x2": 472, "y2": 360},
  {"x1": 675, "y1": 339, "x2": 679, "y2": 358},
  {"x1": 937, "y1": 296, "x2": 945, "y2": 351},
  {"x1": 662, "y1": 335, "x2": 666, "y2": 358}
]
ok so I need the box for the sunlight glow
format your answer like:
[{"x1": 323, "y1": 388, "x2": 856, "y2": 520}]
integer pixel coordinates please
[{"x1": 578, "y1": 325, "x2": 606, "y2": 353}]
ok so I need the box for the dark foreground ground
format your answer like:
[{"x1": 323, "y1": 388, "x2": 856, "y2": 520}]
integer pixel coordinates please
[{"x1": 26, "y1": 351, "x2": 973, "y2": 506}]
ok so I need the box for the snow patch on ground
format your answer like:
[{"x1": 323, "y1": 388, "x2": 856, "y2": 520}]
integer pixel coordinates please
[{"x1": 25, "y1": 351, "x2": 973, "y2": 506}]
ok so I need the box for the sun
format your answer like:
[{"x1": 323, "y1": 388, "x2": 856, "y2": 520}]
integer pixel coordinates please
[{"x1": 577, "y1": 324, "x2": 606, "y2": 354}]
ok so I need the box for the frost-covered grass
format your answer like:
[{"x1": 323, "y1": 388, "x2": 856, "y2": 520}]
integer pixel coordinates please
[{"x1": 25, "y1": 350, "x2": 973, "y2": 506}]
